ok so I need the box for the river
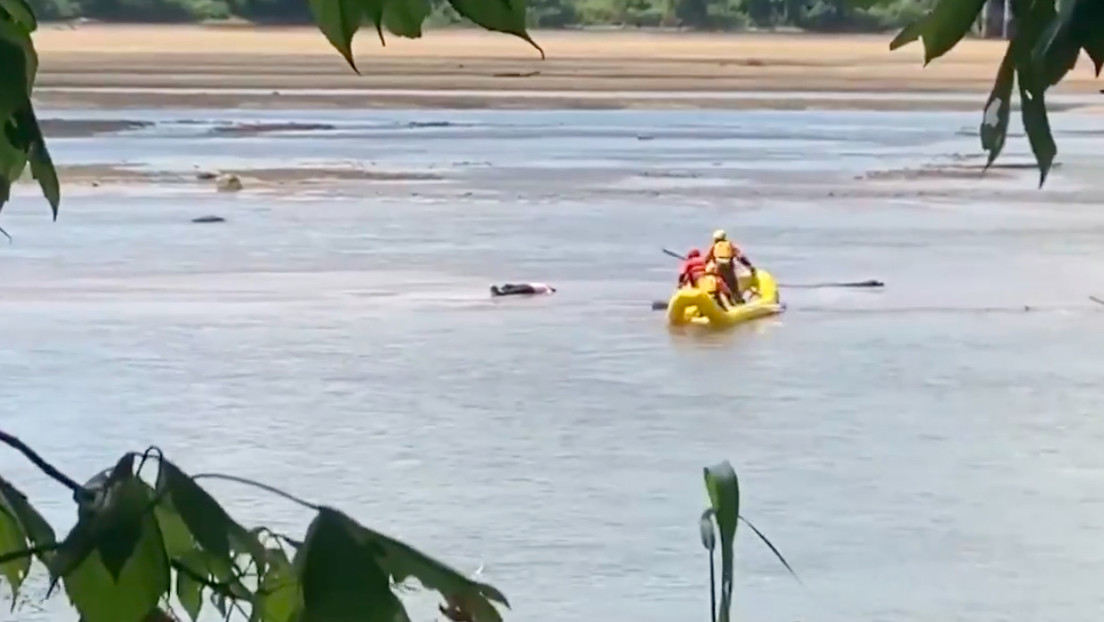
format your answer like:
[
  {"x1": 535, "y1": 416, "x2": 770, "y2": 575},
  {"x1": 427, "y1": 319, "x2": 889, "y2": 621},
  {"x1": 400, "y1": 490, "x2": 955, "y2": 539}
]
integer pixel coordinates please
[{"x1": 2, "y1": 106, "x2": 1104, "y2": 622}]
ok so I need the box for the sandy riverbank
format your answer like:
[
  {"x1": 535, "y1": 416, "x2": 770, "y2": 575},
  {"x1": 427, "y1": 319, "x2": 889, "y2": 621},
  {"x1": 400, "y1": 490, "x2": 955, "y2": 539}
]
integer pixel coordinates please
[{"x1": 32, "y1": 24, "x2": 1104, "y2": 110}]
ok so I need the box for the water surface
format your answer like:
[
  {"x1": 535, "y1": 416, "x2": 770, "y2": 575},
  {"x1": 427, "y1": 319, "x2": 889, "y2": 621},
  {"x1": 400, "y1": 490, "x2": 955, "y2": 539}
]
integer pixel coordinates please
[{"x1": 3, "y1": 107, "x2": 1104, "y2": 622}]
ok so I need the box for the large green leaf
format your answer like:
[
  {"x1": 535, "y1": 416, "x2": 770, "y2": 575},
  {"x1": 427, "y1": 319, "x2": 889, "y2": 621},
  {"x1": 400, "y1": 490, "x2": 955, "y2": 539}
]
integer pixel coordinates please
[
  {"x1": 175, "y1": 551, "x2": 204, "y2": 622},
  {"x1": 156, "y1": 461, "x2": 265, "y2": 577},
  {"x1": 154, "y1": 501, "x2": 195, "y2": 561},
  {"x1": 1, "y1": 104, "x2": 59, "y2": 217},
  {"x1": 447, "y1": 0, "x2": 544, "y2": 57},
  {"x1": 338, "y1": 510, "x2": 507, "y2": 622},
  {"x1": 703, "y1": 462, "x2": 739, "y2": 622},
  {"x1": 0, "y1": 477, "x2": 55, "y2": 559},
  {"x1": 27, "y1": 118, "x2": 59, "y2": 216},
  {"x1": 382, "y1": 0, "x2": 429, "y2": 39},
  {"x1": 0, "y1": 24, "x2": 31, "y2": 126},
  {"x1": 1017, "y1": 68, "x2": 1057, "y2": 187},
  {"x1": 980, "y1": 43, "x2": 1015, "y2": 168},
  {"x1": 1035, "y1": 0, "x2": 1104, "y2": 78},
  {"x1": 887, "y1": 0, "x2": 987, "y2": 64},
  {"x1": 293, "y1": 508, "x2": 402, "y2": 622},
  {"x1": 0, "y1": 0, "x2": 37, "y2": 31},
  {"x1": 48, "y1": 457, "x2": 137, "y2": 586},
  {"x1": 308, "y1": 0, "x2": 373, "y2": 72},
  {"x1": 1010, "y1": 0, "x2": 1058, "y2": 185},
  {"x1": 57, "y1": 461, "x2": 171, "y2": 622},
  {"x1": 257, "y1": 547, "x2": 301, "y2": 622},
  {"x1": 0, "y1": 499, "x2": 29, "y2": 599},
  {"x1": 63, "y1": 545, "x2": 169, "y2": 622},
  {"x1": 157, "y1": 462, "x2": 233, "y2": 562}
]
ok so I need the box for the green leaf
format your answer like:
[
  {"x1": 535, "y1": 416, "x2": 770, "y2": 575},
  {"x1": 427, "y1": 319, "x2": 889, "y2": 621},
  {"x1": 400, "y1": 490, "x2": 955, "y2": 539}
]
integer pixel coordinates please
[
  {"x1": 258, "y1": 548, "x2": 301, "y2": 622},
  {"x1": 703, "y1": 461, "x2": 739, "y2": 622},
  {"x1": 48, "y1": 459, "x2": 137, "y2": 588},
  {"x1": 157, "y1": 462, "x2": 266, "y2": 587},
  {"x1": 157, "y1": 461, "x2": 232, "y2": 562},
  {"x1": 0, "y1": 105, "x2": 59, "y2": 218},
  {"x1": 0, "y1": 0, "x2": 37, "y2": 31},
  {"x1": 0, "y1": 477, "x2": 56, "y2": 559},
  {"x1": 446, "y1": 0, "x2": 544, "y2": 58},
  {"x1": 981, "y1": 43, "x2": 1015, "y2": 168},
  {"x1": 175, "y1": 553, "x2": 204, "y2": 622},
  {"x1": 60, "y1": 478, "x2": 170, "y2": 622},
  {"x1": 888, "y1": 20, "x2": 923, "y2": 51},
  {"x1": 0, "y1": 24, "x2": 31, "y2": 122},
  {"x1": 63, "y1": 545, "x2": 169, "y2": 622},
  {"x1": 154, "y1": 502, "x2": 195, "y2": 560},
  {"x1": 382, "y1": 0, "x2": 429, "y2": 39},
  {"x1": 1017, "y1": 67, "x2": 1057, "y2": 187},
  {"x1": 736, "y1": 516, "x2": 798, "y2": 581},
  {"x1": 0, "y1": 500, "x2": 29, "y2": 599},
  {"x1": 1085, "y1": 35, "x2": 1104, "y2": 76},
  {"x1": 886, "y1": 0, "x2": 987, "y2": 64},
  {"x1": 294, "y1": 508, "x2": 402, "y2": 622},
  {"x1": 308, "y1": 0, "x2": 367, "y2": 73},
  {"x1": 1009, "y1": 0, "x2": 1058, "y2": 186},
  {"x1": 698, "y1": 509, "x2": 716, "y2": 552},
  {"x1": 1035, "y1": 0, "x2": 1104, "y2": 78},
  {"x1": 27, "y1": 115, "x2": 59, "y2": 216},
  {"x1": 335, "y1": 509, "x2": 508, "y2": 622}
]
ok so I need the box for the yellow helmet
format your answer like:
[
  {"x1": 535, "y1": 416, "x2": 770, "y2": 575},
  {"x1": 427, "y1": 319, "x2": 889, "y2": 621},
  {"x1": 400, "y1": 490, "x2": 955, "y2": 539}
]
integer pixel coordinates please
[{"x1": 712, "y1": 229, "x2": 727, "y2": 241}]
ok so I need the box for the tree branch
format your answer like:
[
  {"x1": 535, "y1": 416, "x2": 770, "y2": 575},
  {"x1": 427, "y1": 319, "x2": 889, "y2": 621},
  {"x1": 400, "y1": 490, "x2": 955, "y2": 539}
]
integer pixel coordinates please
[{"x1": 0, "y1": 429, "x2": 87, "y2": 497}]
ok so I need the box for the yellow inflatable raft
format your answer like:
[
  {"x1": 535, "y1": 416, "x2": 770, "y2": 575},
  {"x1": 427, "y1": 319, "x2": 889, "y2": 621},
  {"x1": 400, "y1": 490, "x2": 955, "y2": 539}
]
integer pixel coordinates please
[{"x1": 666, "y1": 269, "x2": 785, "y2": 328}]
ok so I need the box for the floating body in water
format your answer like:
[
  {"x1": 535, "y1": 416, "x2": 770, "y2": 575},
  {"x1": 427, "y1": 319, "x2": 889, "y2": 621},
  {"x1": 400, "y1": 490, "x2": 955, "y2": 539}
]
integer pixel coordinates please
[{"x1": 490, "y1": 283, "x2": 556, "y2": 297}]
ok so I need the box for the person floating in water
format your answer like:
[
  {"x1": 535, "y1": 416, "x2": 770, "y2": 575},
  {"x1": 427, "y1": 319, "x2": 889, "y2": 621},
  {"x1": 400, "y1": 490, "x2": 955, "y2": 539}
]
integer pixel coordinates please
[{"x1": 490, "y1": 283, "x2": 556, "y2": 297}]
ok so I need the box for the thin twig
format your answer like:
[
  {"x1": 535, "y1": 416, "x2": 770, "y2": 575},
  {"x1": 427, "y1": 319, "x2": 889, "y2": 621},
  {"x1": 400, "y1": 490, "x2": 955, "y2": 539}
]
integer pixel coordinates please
[
  {"x1": 0, "y1": 430, "x2": 86, "y2": 496},
  {"x1": 191, "y1": 473, "x2": 319, "y2": 511},
  {"x1": 170, "y1": 560, "x2": 247, "y2": 597},
  {"x1": 137, "y1": 446, "x2": 164, "y2": 478},
  {"x1": 0, "y1": 543, "x2": 62, "y2": 566}
]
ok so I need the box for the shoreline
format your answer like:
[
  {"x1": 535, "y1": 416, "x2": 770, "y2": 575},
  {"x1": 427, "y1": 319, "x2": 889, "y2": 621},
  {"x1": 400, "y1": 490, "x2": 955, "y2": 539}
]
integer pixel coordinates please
[{"x1": 31, "y1": 25, "x2": 1104, "y2": 111}]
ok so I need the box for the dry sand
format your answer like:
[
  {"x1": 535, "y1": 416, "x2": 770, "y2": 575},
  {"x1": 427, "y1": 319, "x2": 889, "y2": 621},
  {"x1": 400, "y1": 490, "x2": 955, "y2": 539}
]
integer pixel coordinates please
[{"x1": 32, "y1": 24, "x2": 1104, "y2": 110}]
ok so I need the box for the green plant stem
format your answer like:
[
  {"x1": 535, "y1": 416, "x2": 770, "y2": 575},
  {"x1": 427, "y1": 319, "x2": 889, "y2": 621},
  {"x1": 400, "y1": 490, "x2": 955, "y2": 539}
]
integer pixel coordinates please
[
  {"x1": 0, "y1": 429, "x2": 87, "y2": 496},
  {"x1": 708, "y1": 549, "x2": 716, "y2": 622},
  {"x1": 0, "y1": 542, "x2": 62, "y2": 566}
]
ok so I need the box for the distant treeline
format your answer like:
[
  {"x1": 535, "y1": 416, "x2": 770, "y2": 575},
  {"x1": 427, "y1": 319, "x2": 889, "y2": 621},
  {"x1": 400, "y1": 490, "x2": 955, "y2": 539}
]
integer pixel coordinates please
[{"x1": 27, "y1": 0, "x2": 937, "y2": 32}]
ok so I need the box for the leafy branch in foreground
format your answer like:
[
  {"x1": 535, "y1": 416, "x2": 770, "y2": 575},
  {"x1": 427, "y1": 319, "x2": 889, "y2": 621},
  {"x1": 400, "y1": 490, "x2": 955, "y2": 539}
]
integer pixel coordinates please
[
  {"x1": 0, "y1": 0, "x2": 541, "y2": 225},
  {"x1": 890, "y1": 0, "x2": 1104, "y2": 186},
  {"x1": 0, "y1": 430, "x2": 506, "y2": 622},
  {"x1": 699, "y1": 461, "x2": 797, "y2": 622}
]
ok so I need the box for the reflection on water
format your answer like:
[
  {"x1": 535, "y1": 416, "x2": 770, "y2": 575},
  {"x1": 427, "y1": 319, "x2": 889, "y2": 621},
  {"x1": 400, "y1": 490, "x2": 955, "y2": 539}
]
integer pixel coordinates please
[{"x1": 3, "y1": 109, "x2": 1104, "y2": 622}]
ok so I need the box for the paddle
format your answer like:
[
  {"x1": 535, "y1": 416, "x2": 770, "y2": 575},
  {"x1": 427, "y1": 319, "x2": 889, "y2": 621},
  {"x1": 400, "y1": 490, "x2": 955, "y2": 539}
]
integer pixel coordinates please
[
  {"x1": 660, "y1": 248, "x2": 884, "y2": 290},
  {"x1": 1091, "y1": 296, "x2": 1104, "y2": 306}
]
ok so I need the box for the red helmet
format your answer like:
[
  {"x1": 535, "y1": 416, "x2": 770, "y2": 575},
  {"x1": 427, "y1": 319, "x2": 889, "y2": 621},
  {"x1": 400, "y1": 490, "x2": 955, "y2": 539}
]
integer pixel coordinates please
[{"x1": 687, "y1": 248, "x2": 702, "y2": 258}]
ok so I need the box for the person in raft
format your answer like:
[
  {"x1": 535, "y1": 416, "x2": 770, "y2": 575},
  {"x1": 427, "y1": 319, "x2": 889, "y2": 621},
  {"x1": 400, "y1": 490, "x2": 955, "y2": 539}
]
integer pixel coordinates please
[
  {"x1": 705, "y1": 229, "x2": 756, "y2": 305},
  {"x1": 700, "y1": 261, "x2": 736, "y2": 309},
  {"x1": 677, "y1": 248, "x2": 707, "y2": 287}
]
